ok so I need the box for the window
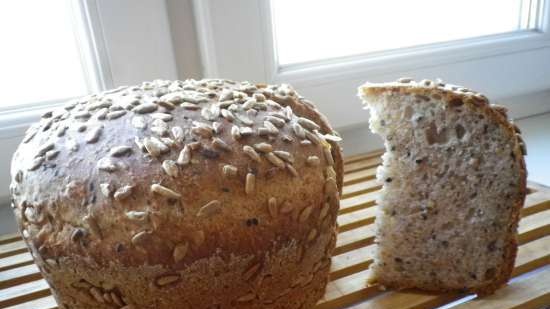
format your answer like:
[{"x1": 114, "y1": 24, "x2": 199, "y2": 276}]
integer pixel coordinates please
[
  {"x1": 271, "y1": 0, "x2": 541, "y2": 66},
  {"x1": 0, "y1": 0, "x2": 89, "y2": 109}
]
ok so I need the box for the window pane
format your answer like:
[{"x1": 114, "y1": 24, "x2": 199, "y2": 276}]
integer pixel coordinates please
[
  {"x1": 0, "y1": 0, "x2": 88, "y2": 108},
  {"x1": 272, "y1": 0, "x2": 529, "y2": 66}
]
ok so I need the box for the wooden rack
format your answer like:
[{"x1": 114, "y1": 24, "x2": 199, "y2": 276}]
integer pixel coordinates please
[{"x1": 1, "y1": 150, "x2": 549, "y2": 308}]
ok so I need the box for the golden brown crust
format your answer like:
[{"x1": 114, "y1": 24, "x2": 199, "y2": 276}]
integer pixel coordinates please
[
  {"x1": 10, "y1": 79, "x2": 342, "y2": 308},
  {"x1": 360, "y1": 78, "x2": 526, "y2": 295}
]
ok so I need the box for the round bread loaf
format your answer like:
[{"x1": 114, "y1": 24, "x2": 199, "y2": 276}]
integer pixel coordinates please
[{"x1": 10, "y1": 79, "x2": 343, "y2": 309}]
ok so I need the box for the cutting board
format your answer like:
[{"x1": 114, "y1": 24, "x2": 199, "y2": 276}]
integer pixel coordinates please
[{"x1": 1, "y1": 150, "x2": 549, "y2": 308}]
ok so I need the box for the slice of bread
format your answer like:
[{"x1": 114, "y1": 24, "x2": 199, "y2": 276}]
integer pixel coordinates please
[{"x1": 358, "y1": 78, "x2": 527, "y2": 295}]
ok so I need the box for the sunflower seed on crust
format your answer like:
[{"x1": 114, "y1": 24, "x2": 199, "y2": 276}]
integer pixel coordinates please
[
  {"x1": 191, "y1": 230, "x2": 205, "y2": 246},
  {"x1": 100, "y1": 183, "x2": 113, "y2": 197},
  {"x1": 323, "y1": 147, "x2": 334, "y2": 166},
  {"x1": 253, "y1": 142, "x2": 273, "y2": 153},
  {"x1": 191, "y1": 123, "x2": 213, "y2": 138},
  {"x1": 231, "y1": 125, "x2": 241, "y2": 140},
  {"x1": 97, "y1": 157, "x2": 117, "y2": 172},
  {"x1": 237, "y1": 293, "x2": 256, "y2": 302},
  {"x1": 223, "y1": 164, "x2": 238, "y2": 177},
  {"x1": 299, "y1": 206, "x2": 313, "y2": 222},
  {"x1": 131, "y1": 116, "x2": 147, "y2": 129},
  {"x1": 280, "y1": 201, "x2": 294, "y2": 214},
  {"x1": 265, "y1": 152, "x2": 285, "y2": 168},
  {"x1": 292, "y1": 123, "x2": 306, "y2": 139},
  {"x1": 171, "y1": 126, "x2": 185, "y2": 143},
  {"x1": 212, "y1": 137, "x2": 231, "y2": 151},
  {"x1": 155, "y1": 274, "x2": 180, "y2": 286},
  {"x1": 173, "y1": 242, "x2": 189, "y2": 263},
  {"x1": 221, "y1": 109, "x2": 235, "y2": 122},
  {"x1": 286, "y1": 163, "x2": 298, "y2": 177},
  {"x1": 126, "y1": 211, "x2": 148, "y2": 221},
  {"x1": 151, "y1": 113, "x2": 173, "y2": 122},
  {"x1": 243, "y1": 145, "x2": 261, "y2": 162},
  {"x1": 143, "y1": 137, "x2": 169, "y2": 157},
  {"x1": 319, "y1": 202, "x2": 330, "y2": 221},
  {"x1": 134, "y1": 103, "x2": 158, "y2": 114},
  {"x1": 265, "y1": 116, "x2": 285, "y2": 127},
  {"x1": 306, "y1": 156, "x2": 320, "y2": 166},
  {"x1": 307, "y1": 228, "x2": 318, "y2": 242},
  {"x1": 212, "y1": 122, "x2": 223, "y2": 134},
  {"x1": 110, "y1": 146, "x2": 132, "y2": 157},
  {"x1": 323, "y1": 134, "x2": 342, "y2": 142},
  {"x1": 83, "y1": 215, "x2": 102, "y2": 239},
  {"x1": 273, "y1": 150, "x2": 294, "y2": 163},
  {"x1": 114, "y1": 185, "x2": 134, "y2": 201},
  {"x1": 86, "y1": 126, "x2": 103, "y2": 143},
  {"x1": 89, "y1": 287, "x2": 104, "y2": 303},
  {"x1": 324, "y1": 178, "x2": 338, "y2": 196},
  {"x1": 297, "y1": 117, "x2": 320, "y2": 131},
  {"x1": 162, "y1": 160, "x2": 179, "y2": 177},
  {"x1": 239, "y1": 127, "x2": 254, "y2": 136},
  {"x1": 151, "y1": 184, "x2": 181, "y2": 199},
  {"x1": 268, "y1": 197, "x2": 278, "y2": 218},
  {"x1": 107, "y1": 110, "x2": 126, "y2": 120},
  {"x1": 263, "y1": 121, "x2": 279, "y2": 134},
  {"x1": 245, "y1": 173, "x2": 255, "y2": 195},
  {"x1": 197, "y1": 200, "x2": 222, "y2": 217}
]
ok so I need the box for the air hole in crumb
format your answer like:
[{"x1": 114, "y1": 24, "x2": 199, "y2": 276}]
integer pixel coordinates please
[
  {"x1": 441, "y1": 221, "x2": 454, "y2": 231},
  {"x1": 426, "y1": 122, "x2": 449, "y2": 145},
  {"x1": 484, "y1": 268, "x2": 496, "y2": 280},
  {"x1": 455, "y1": 124, "x2": 466, "y2": 139},
  {"x1": 403, "y1": 106, "x2": 414, "y2": 119}
]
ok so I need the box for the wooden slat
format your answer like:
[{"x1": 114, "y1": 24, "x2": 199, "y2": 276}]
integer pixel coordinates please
[
  {"x1": 0, "y1": 253, "x2": 33, "y2": 272},
  {"x1": 342, "y1": 179, "x2": 381, "y2": 199},
  {"x1": 344, "y1": 156, "x2": 382, "y2": 175},
  {"x1": 339, "y1": 191, "x2": 378, "y2": 215},
  {"x1": 343, "y1": 167, "x2": 377, "y2": 186},
  {"x1": 4, "y1": 296, "x2": 57, "y2": 309},
  {"x1": 344, "y1": 150, "x2": 384, "y2": 164},
  {"x1": 0, "y1": 264, "x2": 42, "y2": 289},
  {"x1": 0, "y1": 234, "x2": 20, "y2": 246},
  {"x1": 0, "y1": 279, "x2": 51, "y2": 308},
  {"x1": 0, "y1": 241, "x2": 28, "y2": 259},
  {"x1": 454, "y1": 266, "x2": 550, "y2": 309}
]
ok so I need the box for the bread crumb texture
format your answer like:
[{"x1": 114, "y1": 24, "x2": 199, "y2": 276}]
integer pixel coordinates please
[
  {"x1": 358, "y1": 78, "x2": 526, "y2": 295},
  {"x1": 10, "y1": 79, "x2": 343, "y2": 308}
]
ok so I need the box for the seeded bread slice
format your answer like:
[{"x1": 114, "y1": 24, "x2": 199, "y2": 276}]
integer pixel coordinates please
[{"x1": 358, "y1": 78, "x2": 527, "y2": 295}]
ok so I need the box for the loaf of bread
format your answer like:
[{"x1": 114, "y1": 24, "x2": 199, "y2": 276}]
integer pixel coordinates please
[
  {"x1": 10, "y1": 79, "x2": 343, "y2": 308},
  {"x1": 358, "y1": 78, "x2": 526, "y2": 295}
]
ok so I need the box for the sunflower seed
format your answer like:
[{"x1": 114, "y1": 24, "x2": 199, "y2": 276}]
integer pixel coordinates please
[
  {"x1": 397, "y1": 77, "x2": 413, "y2": 83},
  {"x1": 286, "y1": 163, "x2": 298, "y2": 177},
  {"x1": 243, "y1": 145, "x2": 261, "y2": 162},
  {"x1": 143, "y1": 137, "x2": 169, "y2": 157},
  {"x1": 212, "y1": 137, "x2": 231, "y2": 152},
  {"x1": 281, "y1": 135, "x2": 294, "y2": 143},
  {"x1": 257, "y1": 127, "x2": 270, "y2": 136},
  {"x1": 324, "y1": 178, "x2": 337, "y2": 195},
  {"x1": 188, "y1": 141, "x2": 202, "y2": 150},
  {"x1": 280, "y1": 201, "x2": 294, "y2": 214},
  {"x1": 110, "y1": 146, "x2": 132, "y2": 157},
  {"x1": 56, "y1": 125, "x2": 68, "y2": 137},
  {"x1": 292, "y1": 123, "x2": 306, "y2": 139},
  {"x1": 14, "y1": 170, "x2": 23, "y2": 183},
  {"x1": 299, "y1": 206, "x2": 313, "y2": 223},
  {"x1": 243, "y1": 263, "x2": 262, "y2": 281},
  {"x1": 253, "y1": 142, "x2": 273, "y2": 153},
  {"x1": 239, "y1": 126, "x2": 254, "y2": 136},
  {"x1": 228, "y1": 103, "x2": 239, "y2": 112},
  {"x1": 324, "y1": 134, "x2": 342, "y2": 142},
  {"x1": 231, "y1": 125, "x2": 241, "y2": 140},
  {"x1": 237, "y1": 293, "x2": 256, "y2": 302},
  {"x1": 301, "y1": 140, "x2": 312, "y2": 146},
  {"x1": 221, "y1": 109, "x2": 235, "y2": 122},
  {"x1": 306, "y1": 156, "x2": 320, "y2": 166},
  {"x1": 245, "y1": 173, "x2": 255, "y2": 195},
  {"x1": 173, "y1": 242, "x2": 189, "y2": 263},
  {"x1": 156, "y1": 100, "x2": 176, "y2": 110},
  {"x1": 89, "y1": 287, "x2": 104, "y2": 303},
  {"x1": 126, "y1": 211, "x2": 148, "y2": 221},
  {"x1": 319, "y1": 202, "x2": 330, "y2": 221},
  {"x1": 42, "y1": 118, "x2": 53, "y2": 131},
  {"x1": 74, "y1": 111, "x2": 91, "y2": 120},
  {"x1": 273, "y1": 150, "x2": 293, "y2": 163},
  {"x1": 86, "y1": 126, "x2": 103, "y2": 143},
  {"x1": 197, "y1": 200, "x2": 222, "y2": 217},
  {"x1": 263, "y1": 121, "x2": 279, "y2": 135},
  {"x1": 253, "y1": 93, "x2": 266, "y2": 102},
  {"x1": 36, "y1": 142, "x2": 55, "y2": 157},
  {"x1": 66, "y1": 139, "x2": 79, "y2": 152},
  {"x1": 171, "y1": 126, "x2": 185, "y2": 143},
  {"x1": 100, "y1": 183, "x2": 113, "y2": 197},
  {"x1": 95, "y1": 108, "x2": 108, "y2": 120},
  {"x1": 323, "y1": 147, "x2": 334, "y2": 166},
  {"x1": 134, "y1": 137, "x2": 146, "y2": 152},
  {"x1": 268, "y1": 197, "x2": 278, "y2": 218},
  {"x1": 77, "y1": 124, "x2": 87, "y2": 132},
  {"x1": 181, "y1": 102, "x2": 201, "y2": 110},
  {"x1": 134, "y1": 103, "x2": 158, "y2": 114},
  {"x1": 83, "y1": 215, "x2": 102, "y2": 239},
  {"x1": 160, "y1": 160, "x2": 178, "y2": 177},
  {"x1": 151, "y1": 113, "x2": 173, "y2": 122},
  {"x1": 265, "y1": 152, "x2": 285, "y2": 168},
  {"x1": 114, "y1": 185, "x2": 133, "y2": 201},
  {"x1": 191, "y1": 123, "x2": 213, "y2": 138},
  {"x1": 176, "y1": 145, "x2": 191, "y2": 165},
  {"x1": 131, "y1": 231, "x2": 150, "y2": 247},
  {"x1": 219, "y1": 89, "x2": 233, "y2": 101},
  {"x1": 155, "y1": 274, "x2": 180, "y2": 286},
  {"x1": 151, "y1": 184, "x2": 181, "y2": 199},
  {"x1": 97, "y1": 157, "x2": 117, "y2": 172},
  {"x1": 305, "y1": 131, "x2": 321, "y2": 145},
  {"x1": 201, "y1": 104, "x2": 220, "y2": 121},
  {"x1": 236, "y1": 113, "x2": 254, "y2": 126},
  {"x1": 307, "y1": 228, "x2": 318, "y2": 242},
  {"x1": 131, "y1": 116, "x2": 147, "y2": 129},
  {"x1": 242, "y1": 98, "x2": 256, "y2": 110},
  {"x1": 265, "y1": 116, "x2": 285, "y2": 128},
  {"x1": 223, "y1": 164, "x2": 238, "y2": 177},
  {"x1": 107, "y1": 110, "x2": 126, "y2": 120}
]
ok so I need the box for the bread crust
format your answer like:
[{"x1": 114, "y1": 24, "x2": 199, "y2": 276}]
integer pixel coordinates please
[
  {"x1": 10, "y1": 79, "x2": 342, "y2": 308},
  {"x1": 359, "y1": 79, "x2": 526, "y2": 295}
]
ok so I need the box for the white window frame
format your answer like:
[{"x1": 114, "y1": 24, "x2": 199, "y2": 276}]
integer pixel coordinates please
[
  {"x1": 0, "y1": 0, "x2": 179, "y2": 140},
  {"x1": 193, "y1": 0, "x2": 550, "y2": 129}
]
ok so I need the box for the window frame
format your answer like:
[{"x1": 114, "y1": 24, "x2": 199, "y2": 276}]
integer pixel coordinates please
[
  {"x1": 194, "y1": 0, "x2": 550, "y2": 128},
  {"x1": 0, "y1": 0, "x2": 179, "y2": 140}
]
